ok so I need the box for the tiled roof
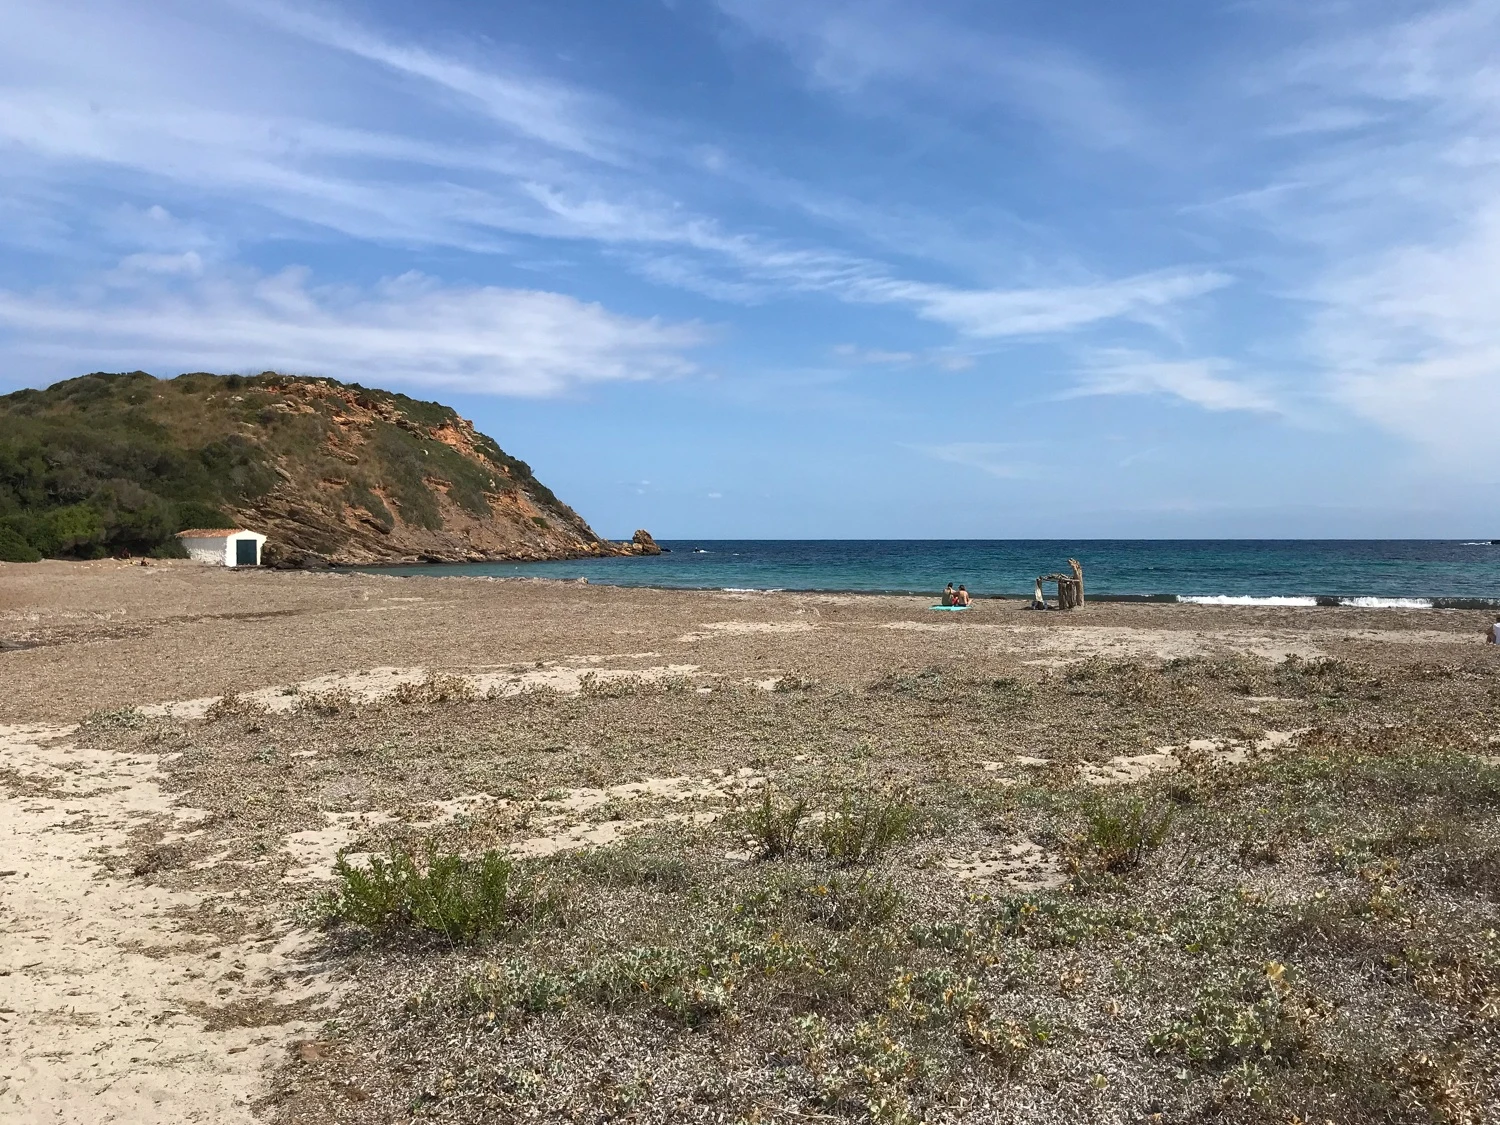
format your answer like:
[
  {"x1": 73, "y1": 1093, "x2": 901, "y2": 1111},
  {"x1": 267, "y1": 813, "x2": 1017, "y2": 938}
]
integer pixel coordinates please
[{"x1": 175, "y1": 528, "x2": 250, "y2": 538}]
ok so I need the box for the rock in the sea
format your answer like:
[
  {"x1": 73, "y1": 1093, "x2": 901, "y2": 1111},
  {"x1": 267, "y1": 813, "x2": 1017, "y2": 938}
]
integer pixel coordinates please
[{"x1": 629, "y1": 529, "x2": 663, "y2": 556}]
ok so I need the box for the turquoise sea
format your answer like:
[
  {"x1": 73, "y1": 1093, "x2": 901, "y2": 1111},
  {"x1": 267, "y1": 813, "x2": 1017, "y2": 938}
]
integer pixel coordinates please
[{"x1": 357, "y1": 540, "x2": 1500, "y2": 608}]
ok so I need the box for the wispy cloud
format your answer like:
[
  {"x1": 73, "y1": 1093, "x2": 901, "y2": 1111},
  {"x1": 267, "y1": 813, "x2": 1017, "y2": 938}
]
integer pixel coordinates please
[
  {"x1": 859, "y1": 270, "x2": 1230, "y2": 338},
  {"x1": 0, "y1": 0, "x2": 1224, "y2": 362},
  {"x1": 716, "y1": 0, "x2": 1141, "y2": 149},
  {"x1": 0, "y1": 268, "x2": 710, "y2": 396},
  {"x1": 1067, "y1": 350, "x2": 1280, "y2": 414},
  {"x1": 1245, "y1": 1, "x2": 1500, "y2": 464},
  {"x1": 907, "y1": 442, "x2": 1041, "y2": 479},
  {"x1": 246, "y1": 1, "x2": 627, "y2": 161}
]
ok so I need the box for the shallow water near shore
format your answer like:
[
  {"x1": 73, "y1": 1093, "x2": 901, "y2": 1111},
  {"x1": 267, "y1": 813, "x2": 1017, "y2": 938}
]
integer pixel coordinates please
[{"x1": 357, "y1": 538, "x2": 1500, "y2": 606}]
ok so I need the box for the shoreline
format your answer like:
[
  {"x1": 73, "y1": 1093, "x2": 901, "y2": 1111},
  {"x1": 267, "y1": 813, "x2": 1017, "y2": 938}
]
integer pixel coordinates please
[
  {"x1": 1, "y1": 559, "x2": 1493, "y2": 725},
  {"x1": 337, "y1": 566, "x2": 1500, "y2": 610}
]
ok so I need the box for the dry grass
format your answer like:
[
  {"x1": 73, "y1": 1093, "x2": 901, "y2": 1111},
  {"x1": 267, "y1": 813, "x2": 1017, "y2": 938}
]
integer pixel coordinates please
[{"x1": 74, "y1": 636, "x2": 1500, "y2": 1124}]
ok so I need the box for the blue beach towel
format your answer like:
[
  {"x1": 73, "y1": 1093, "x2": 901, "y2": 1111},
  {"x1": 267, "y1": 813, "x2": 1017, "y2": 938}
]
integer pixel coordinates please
[{"x1": 929, "y1": 604, "x2": 970, "y2": 611}]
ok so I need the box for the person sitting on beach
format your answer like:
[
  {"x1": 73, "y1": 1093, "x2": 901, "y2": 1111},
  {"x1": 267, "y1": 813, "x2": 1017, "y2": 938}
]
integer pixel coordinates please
[
  {"x1": 942, "y1": 583, "x2": 956, "y2": 606},
  {"x1": 954, "y1": 585, "x2": 972, "y2": 607},
  {"x1": 1489, "y1": 615, "x2": 1500, "y2": 645}
]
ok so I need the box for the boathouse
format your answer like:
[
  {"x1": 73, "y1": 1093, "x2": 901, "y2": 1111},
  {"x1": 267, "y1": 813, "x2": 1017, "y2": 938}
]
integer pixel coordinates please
[{"x1": 175, "y1": 528, "x2": 267, "y2": 567}]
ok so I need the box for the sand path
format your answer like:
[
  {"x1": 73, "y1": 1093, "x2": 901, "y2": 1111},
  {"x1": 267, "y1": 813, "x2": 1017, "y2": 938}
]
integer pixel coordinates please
[{"x1": 0, "y1": 724, "x2": 333, "y2": 1124}]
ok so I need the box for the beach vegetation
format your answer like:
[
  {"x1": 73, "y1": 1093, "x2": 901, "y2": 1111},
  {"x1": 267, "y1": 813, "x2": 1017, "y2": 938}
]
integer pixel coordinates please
[
  {"x1": 1073, "y1": 793, "x2": 1175, "y2": 874},
  {"x1": 320, "y1": 846, "x2": 562, "y2": 943},
  {"x1": 818, "y1": 791, "x2": 917, "y2": 865},
  {"x1": 391, "y1": 674, "x2": 478, "y2": 705},
  {"x1": 743, "y1": 786, "x2": 808, "y2": 858},
  {"x1": 80, "y1": 616, "x2": 1500, "y2": 1123}
]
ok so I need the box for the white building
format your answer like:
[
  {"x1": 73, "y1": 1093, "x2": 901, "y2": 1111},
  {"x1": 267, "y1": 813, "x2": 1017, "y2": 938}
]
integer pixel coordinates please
[{"x1": 176, "y1": 528, "x2": 267, "y2": 567}]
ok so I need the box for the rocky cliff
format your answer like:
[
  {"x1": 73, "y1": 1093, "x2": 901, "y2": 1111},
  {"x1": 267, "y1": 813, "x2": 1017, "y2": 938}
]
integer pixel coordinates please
[{"x1": 0, "y1": 371, "x2": 660, "y2": 566}]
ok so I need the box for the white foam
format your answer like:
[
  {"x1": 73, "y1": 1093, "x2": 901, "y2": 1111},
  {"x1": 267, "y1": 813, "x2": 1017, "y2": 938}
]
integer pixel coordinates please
[
  {"x1": 1337, "y1": 596, "x2": 1433, "y2": 609},
  {"x1": 1178, "y1": 595, "x2": 1318, "y2": 607}
]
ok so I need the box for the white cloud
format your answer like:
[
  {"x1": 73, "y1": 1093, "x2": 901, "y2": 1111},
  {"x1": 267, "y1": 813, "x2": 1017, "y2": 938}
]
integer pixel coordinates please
[
  {"x1": 1233, "y1": 1, "x2": 1500, "y2": 465},
  {"x1": 1067, "y1": 350, "x2": 1280, "y2": 414},
  {"x1": 246, "y1": 1, "x2": 624, "y2": 161},
  {"x1": 0, "y1": 0, "x2": 1226, "y2": 359},
  {"x1": 859, "y1": 270, "x2": 1230, "y2": 338},
  {"x1": 833, "y1": 344, "x2": 917, "y2": 364},
  {"x1": 1314, "y1": 203, "x2": 1500, "y2": 461},
  {"x1": 909, "y1": 442, "x2": 1040, "y2": 479},
  {"x1": 118, "y1": 251, "x2": 204, "y2": 276},
  {"x1": 0, "y1": 269, "x2": 710, "y2": 396},
  {"x1": 715, "y1": 0, "x2": 1141, "y2": 149},
  {"x1": 832, "y1": 344, "x2": 975, "y2": 370}
]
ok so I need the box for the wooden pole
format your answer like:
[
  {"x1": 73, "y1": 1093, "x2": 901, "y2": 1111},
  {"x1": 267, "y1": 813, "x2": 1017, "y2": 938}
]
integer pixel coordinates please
[{"x1": 1068, "y1": 558, "x2": 1085, "y2": 606}]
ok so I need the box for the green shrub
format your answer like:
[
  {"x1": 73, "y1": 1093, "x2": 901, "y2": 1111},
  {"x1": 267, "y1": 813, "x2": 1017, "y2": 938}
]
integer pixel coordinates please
[
  {"x1": 322, "y1": 846, "x2": 561, "y2": 943},
  {"x1": 577, "y1": 946, "x2": 735, "y2": 1025},
  {"x1": 819, "y1": 792, "x2": 916, "y2": 866},
  {"x1": 0, "y1": 525, "x2": 40, "y2": 562},
  {"x1": 745, "y1": 787, "x2": 808, "y2": 859},
  {"x1": 149, "y1": 537, "x2": 189, "y2": 559},
  {"x1": 1076, "y1": 794, "x2": 1174, "y2": 873},
  {"x1": 464, "y1": 959, "x2": 572, "y2": 1019}
]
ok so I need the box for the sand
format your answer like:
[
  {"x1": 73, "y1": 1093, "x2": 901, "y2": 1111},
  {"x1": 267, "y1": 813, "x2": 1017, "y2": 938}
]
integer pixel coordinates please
[
  {"x1": 1, "y1": 559, "x2": 1494, "y2": 1123},
  {"x1": 0, "y1": 724, "x2": 334, "y2": 1124}
]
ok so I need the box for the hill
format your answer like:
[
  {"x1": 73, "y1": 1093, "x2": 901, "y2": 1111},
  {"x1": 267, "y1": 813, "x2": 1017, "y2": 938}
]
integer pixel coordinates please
[{"x1": 0, "y1": 371, "x2": 658, "y2": 565}]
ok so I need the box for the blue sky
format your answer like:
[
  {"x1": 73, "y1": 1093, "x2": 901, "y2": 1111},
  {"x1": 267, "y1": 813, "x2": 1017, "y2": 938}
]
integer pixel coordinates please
[{"x1": 2, "y1": 0, "x2": 1497, "y2": 538}]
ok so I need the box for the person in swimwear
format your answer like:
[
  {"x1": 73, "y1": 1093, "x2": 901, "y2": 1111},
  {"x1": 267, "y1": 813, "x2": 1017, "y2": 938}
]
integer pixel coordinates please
[
  {"x1": 953, "y1": 584, "x2": 972, "y2": 607},
  {"x1": 942, "y1": 583, "x2": 956, "y2": 606},
  {"x1": 1488, "y1": 614, "x2": 1500, "y2": 645}
]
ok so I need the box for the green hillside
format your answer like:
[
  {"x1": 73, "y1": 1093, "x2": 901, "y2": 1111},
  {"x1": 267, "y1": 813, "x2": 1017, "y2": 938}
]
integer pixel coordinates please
[{"x1": 0, "y1": 371, "x2": 605, "y2": 564}]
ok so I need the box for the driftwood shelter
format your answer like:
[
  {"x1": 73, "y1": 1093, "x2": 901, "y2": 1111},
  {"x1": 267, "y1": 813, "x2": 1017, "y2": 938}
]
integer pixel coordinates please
[{"x1": 1033, "y1": 558, "x2": 1085, "y2": 610}]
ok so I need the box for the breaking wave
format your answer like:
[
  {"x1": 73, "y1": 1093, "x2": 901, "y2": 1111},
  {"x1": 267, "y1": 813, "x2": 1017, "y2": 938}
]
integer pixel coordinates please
[
  {"x1": 1171, "y1": 594, "x2": 1465, "y2": 609},
  {"x1": 1177, "y1": 595, "x2": 1319, "y2": 607}
]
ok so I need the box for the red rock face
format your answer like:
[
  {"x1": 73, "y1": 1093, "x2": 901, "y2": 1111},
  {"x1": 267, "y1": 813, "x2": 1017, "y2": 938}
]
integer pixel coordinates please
[{"x1": 204, "y1": 376, "x2": 644, "y2": 566}]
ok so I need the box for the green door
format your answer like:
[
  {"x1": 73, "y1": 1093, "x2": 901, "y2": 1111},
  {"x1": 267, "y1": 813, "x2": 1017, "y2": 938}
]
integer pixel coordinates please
[{"x1": 235, "y1": 538, "x2": 258, "y2": 566}]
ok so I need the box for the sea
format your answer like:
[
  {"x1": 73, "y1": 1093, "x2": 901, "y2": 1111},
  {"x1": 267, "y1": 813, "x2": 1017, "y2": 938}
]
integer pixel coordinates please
[{"x1": 355, "y1": 540, "x2": 1500, "y2": 609}]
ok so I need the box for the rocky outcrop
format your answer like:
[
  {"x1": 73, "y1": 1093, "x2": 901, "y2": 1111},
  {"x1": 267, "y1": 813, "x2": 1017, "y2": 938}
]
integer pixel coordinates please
[
  {"x1": 225, "y1": 378, "x2": 656, "y2": 565},
  {"x1": 622, "y1": 529, "x2": 664, "y2": 556}
]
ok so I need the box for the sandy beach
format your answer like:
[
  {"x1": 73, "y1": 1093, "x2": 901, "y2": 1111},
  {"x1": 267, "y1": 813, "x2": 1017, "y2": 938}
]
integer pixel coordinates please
[{"x1": 3, "y1": 560, "x2": 1498, "y2": 1123}]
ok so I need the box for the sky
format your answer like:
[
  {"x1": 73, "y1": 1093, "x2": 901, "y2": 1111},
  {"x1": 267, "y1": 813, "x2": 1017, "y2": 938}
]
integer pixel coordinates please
[{"x1": 1, "y1": 0, "x2": 1498, "y2": 538}]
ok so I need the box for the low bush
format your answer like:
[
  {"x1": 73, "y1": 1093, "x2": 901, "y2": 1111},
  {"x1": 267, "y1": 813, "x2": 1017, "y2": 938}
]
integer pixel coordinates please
[
  {"x1": 202, "y1": 691, "x2": 269, "y2": 721},
  {"x1": 563, "y1": 843, "x2": 691, "y2": 891},
  {"x1": 322, "y1": 846, "x2": 561, "y2": 943},
  {"x1": 819, "y1": 792, "x2": 916, "y2": 866},
  {"x1": 1149, "y1": 962, "x2": 1321, "y2": 1072},
  {"x1": 391, "y1": 674, "x2": 477, "y2": 704},
  {"x1": 1075, "y1": 793, "x2": 1174, "y2": 873},
  {"x1": 745, "y1": 787, "x2": 808, "y2": 859}
]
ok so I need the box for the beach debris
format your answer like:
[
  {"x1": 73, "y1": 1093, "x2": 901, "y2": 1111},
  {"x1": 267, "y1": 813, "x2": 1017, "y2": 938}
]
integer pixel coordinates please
[{"x1": 1033, "y1": 558, "x2": 1085, "y2": 610}]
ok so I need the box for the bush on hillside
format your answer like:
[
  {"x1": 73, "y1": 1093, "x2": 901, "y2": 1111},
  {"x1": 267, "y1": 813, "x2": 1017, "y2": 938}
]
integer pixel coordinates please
[{"x1": 0, "y1": 525, "x2": 41, "y2": 562}]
